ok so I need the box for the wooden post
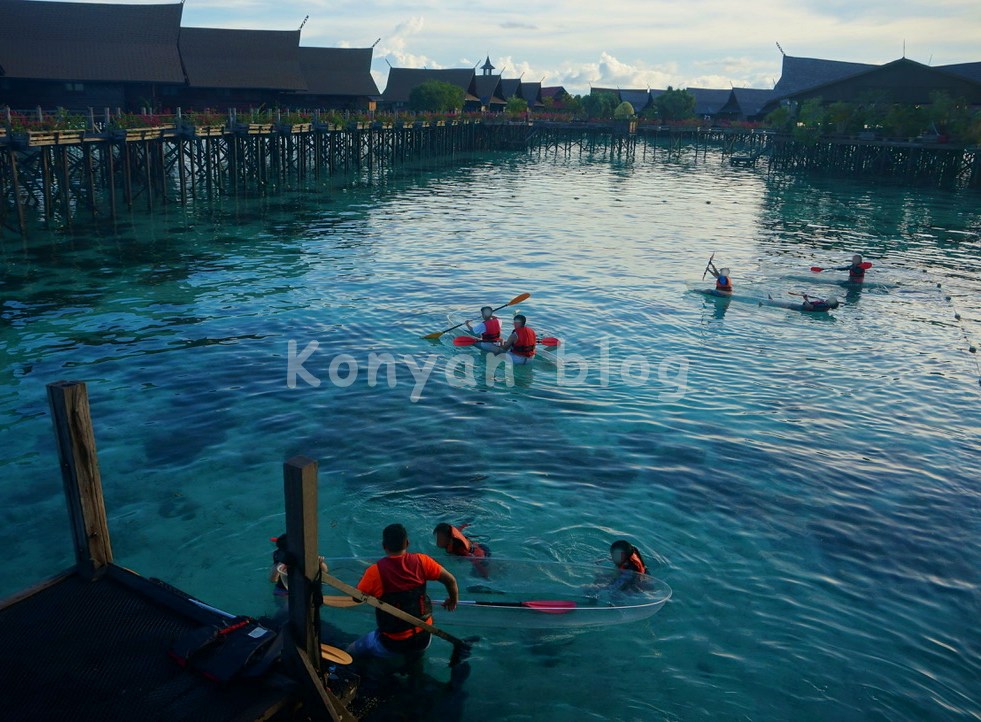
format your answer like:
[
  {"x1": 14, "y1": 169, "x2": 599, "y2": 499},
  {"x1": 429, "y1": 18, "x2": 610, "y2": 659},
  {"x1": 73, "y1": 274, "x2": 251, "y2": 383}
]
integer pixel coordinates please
[
  {"x1": 283, "y1": 455, "x2": 321, "y2": 673},
  {"x1": 46, "y1": 381, "x2": 113, "y2": 578}
]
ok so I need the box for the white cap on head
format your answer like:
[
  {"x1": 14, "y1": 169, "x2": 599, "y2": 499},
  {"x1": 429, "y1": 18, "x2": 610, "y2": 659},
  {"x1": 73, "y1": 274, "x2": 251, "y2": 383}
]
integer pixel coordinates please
[{"x1": 720, "y1": 267, "x2": 731, "y2": 276}]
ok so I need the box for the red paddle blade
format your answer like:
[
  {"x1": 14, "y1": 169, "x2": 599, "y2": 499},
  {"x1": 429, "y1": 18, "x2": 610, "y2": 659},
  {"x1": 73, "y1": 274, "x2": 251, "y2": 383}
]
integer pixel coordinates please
[
  {"x1": 522, "y1": 600, "x2": 576, "y2": 613},
  {"x1": 539, "y1": 337, "x2": 561, "y2": 347},
  {"x1": 810, "y1": 266, "x2": 824, "y2": 272},
  {"x1": 453, "y1": 336, "x2": 478, "y2": 346},
  {"x1": 861, "y1": 261, "x2": 873, "y2": 269}
]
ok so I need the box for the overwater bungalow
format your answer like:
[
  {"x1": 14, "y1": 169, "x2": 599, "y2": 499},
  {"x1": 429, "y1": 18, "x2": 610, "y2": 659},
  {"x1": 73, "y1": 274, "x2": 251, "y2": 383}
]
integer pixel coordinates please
[
  {"x1": 296, "y1": 47, "x2": 380, "y2": 111},
  {"x1": 177, "y1": 27, "x2": 307, "y2": 109},
  {"x1": 0, "y1": 0, "x2": 185, "y2": 111},
  {"x1": 379, "y1": 67, "x2": 481, "y2": 111}
]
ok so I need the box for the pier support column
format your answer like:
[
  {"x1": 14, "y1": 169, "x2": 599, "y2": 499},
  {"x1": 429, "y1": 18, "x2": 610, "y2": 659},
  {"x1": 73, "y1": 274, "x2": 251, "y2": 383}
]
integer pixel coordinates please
[{"x1": 46, "y1": 381, "x2": 113, "y2": 579}]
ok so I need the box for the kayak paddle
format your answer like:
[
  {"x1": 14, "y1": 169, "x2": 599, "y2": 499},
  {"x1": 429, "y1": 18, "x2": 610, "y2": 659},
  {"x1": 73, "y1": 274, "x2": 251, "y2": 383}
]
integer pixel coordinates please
[
  {"x1": 810, "y1": 262, "x2": 872, "y2": 272},
  {"x1": 320, "y1": 569, "x2": 478, "y2": 667},
  {"x1": 434, "y1": 599, "x2": 576, "y2": 614},
  {"x1": 453, "y1": 336, "x2": 561, "y2": 347},
  {"x1": 702, "y1": 252, "x2": 715, "y2": 280},
  {"x1": 422, "y1": 293, "x2": 530, "y2": 340}
]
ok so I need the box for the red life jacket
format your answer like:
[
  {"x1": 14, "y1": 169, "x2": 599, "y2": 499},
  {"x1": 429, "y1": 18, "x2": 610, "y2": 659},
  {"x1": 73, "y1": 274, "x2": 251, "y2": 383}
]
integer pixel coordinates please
[
  {"x1": 848, "y1": 264, "x2": 866, "y2": 282},
  {"x1": 618, "y1": 550, "x2": 647, "y2": 575},
  {"x1": 446, "y1": 526, "x2": 486, "y2": 559},
  {"x1": 375, "y1": 554, "x2": 433, "y2": 639},
  {"x1": 716, "y1": 276, "x2": 733, "y2": 292},
  {"x1": 512, "y1": 326, "x2": 536, "y2": 357},
  {"x1": 481, "y1": 317, "x2": 501, "y2": 342}
]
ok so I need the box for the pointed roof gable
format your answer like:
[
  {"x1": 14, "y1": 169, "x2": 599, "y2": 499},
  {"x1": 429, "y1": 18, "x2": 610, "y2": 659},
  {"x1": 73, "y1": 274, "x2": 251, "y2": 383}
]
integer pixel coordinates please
[
  {"x1": 297, "y1": 47, "x2": 379, "y2": 96},
  {"x1": 730, "y1": 88, "x2": 773, "y2": 118},
  {"x1": 772, "y1": 55, "x2": 875, "y2": 99},
  {"x1": 519, "y1": 81, "x2": 542, "y2": 106},
  {"x1": 179, "y1": 27, "x2": 305, "y2": 91},
  {"x1": 499, "y1": 78, "x2": 521, "y2": 99},
  {"x1": 687, "y1": 88, "x2": 733, "y2": 115},
  {"x1": 0, "y1": 0, "x2": 185, "y2": 83},
  {"x1": 618, "y1": 89, "x2": 652, "y2": 111},
  {"x1": 381, "y1": 67, "x2": 477, "y2": 103},
  {"x1": 474, "y1": 74, "x2": 504, "y2": 104}
]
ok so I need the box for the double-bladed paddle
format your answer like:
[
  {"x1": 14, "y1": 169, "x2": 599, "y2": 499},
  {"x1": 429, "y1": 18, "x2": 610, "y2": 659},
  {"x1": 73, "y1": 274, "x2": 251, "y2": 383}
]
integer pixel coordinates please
[
  {"x1": 319, "y1": 569, "x2": 477, "y2": 667},
  {"x1": 422, "y1": 293, "x2": 530, "y2": 340},
  {"x1": 702, "y1": 252, "x2": 716, "y2": 281},
  {"x1": 453, "y1": 336, "x2": 561, "y2": 347},
  {"x1": 433, "y1": 599, "x2": 576, "y2": 614}
]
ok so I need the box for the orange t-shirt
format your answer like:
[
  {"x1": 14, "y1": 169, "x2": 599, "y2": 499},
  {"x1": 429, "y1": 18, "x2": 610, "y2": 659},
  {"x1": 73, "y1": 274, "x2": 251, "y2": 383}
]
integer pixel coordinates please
[{"x1": 358, "y1": 553, "x2": 444, "y2": 639}]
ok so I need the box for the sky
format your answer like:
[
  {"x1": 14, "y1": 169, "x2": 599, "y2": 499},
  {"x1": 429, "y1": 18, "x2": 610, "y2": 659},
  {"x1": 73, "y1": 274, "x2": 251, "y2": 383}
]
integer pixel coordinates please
[{"x1": 74, "y1": 0, "x2": 981, "y2": 95}]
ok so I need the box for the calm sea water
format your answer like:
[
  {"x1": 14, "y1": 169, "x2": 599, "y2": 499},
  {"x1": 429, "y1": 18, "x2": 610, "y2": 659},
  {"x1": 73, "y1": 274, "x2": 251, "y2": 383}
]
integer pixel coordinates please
[{"x1": 1, "y1": 144, "x2": 979, "y2": 721}]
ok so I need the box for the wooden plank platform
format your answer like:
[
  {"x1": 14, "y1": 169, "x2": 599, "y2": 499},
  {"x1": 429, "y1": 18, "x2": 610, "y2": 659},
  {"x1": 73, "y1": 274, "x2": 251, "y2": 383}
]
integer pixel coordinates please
[{"x1": 0, "y1": 565, "x2": 295, "y2": 722}]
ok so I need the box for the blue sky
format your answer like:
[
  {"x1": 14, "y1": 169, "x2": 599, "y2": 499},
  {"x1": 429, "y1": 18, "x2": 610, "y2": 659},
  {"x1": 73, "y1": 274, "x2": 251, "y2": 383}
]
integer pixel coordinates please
[{"x1": 86, "y1": 0, "x2": 981, "y2": 95}]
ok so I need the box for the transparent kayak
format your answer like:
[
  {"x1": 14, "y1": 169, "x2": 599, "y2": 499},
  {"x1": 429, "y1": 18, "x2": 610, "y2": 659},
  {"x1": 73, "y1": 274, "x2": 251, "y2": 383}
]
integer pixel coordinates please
[{"x1": 320, "y1": 557, "x2": 671, "y2": 629}]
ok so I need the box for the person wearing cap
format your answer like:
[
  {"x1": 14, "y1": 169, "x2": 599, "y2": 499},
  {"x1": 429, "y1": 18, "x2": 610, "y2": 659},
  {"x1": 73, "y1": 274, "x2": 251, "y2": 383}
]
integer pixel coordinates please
[
  {"x1": 347, "y1": 523, "x2": 459, "y2": 666},
  {"x1": 835, "y1": 253, "x2": 868, "y2": 283},
  {"x1": 465, "y1": 306, "x2": 503, "y2": 352},
  {"x1": 706, "y1": 260, "x2": 733, "y2": 293},
  {"x1": 495, "y1": 314, "x2": 537, "y2": 364}
]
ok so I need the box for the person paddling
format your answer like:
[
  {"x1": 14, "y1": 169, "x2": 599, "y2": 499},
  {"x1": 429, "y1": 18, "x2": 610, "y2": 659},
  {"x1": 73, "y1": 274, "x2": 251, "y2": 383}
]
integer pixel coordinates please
[
  {"x1": 836, "y1": 254, "x2": 868, "y2": 283},
  {"x1": 347, "y1": 524, "x2": 459, "y2": 672},
  {"x1": 495, "y1": 314, "x2": 537, "y2": 365},
  {"x1": 706, "y1": 260, "x2": 733, "y2": 293},
  {"x1": 434, "y1": 523, "x2": 492, "y2": 578},
  {"x1": 465, "y1": 306, "x2": 502, "y2": 350}
]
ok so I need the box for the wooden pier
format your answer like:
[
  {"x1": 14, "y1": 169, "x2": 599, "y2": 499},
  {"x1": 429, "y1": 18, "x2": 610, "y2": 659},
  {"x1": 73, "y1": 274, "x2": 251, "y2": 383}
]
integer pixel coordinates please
[
  {"x1": 3, "y1": 120, "x2": 978, "y2": 237},
  {"x1": 0, "y1": 381, "x2": 467, "y2": 721}
]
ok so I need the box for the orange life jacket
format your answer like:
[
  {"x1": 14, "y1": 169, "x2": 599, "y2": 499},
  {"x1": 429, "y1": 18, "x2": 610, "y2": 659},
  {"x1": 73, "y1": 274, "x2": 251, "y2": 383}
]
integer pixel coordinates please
[
  {"x1": 716, "y1": 276, "x2": 733, "y2": 292},
  {"x1": 375, "y1": 554, "x2": 433, "y2": 640},
  {"x1": 512, "y1": 326, "x2": 536, "y2": 357},
  {"x1": 618, "y1": 550, "x2": 647, "y2": 575},
  {"x1": 481, "y1": 317, "x2": 501, "y2": 342}
]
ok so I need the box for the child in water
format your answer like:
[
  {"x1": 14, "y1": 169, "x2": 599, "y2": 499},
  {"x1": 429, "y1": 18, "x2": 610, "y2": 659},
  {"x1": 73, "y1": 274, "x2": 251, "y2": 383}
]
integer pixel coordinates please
[
  {"x1": 706, "y1": 260, "x2": 733, "y2": 293},
  {"x1": 433, "y1": 523, "x2": 492, "y2": 578},
  {"x1": 609, "y1": 539, "x2": 648, "y2": 592}
]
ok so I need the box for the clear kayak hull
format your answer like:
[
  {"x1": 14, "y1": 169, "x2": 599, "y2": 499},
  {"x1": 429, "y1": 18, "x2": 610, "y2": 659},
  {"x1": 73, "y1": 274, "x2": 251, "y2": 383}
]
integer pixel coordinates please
[{"x1": 321, "y1": 557, "x2": 671, "y2": 629}]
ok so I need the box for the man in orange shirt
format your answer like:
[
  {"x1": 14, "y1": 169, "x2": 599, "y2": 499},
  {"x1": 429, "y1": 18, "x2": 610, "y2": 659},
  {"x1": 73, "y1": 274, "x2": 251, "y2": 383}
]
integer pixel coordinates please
[{"x1": 347, "y1": 523, "x2": 459, "y2": 664}]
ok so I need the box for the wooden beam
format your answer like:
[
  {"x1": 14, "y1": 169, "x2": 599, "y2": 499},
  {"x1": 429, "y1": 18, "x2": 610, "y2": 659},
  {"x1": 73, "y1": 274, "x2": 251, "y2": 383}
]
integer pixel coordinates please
[
  {"x1": 46, "y1": 381, "x2": 113, "y2": 578},
  {"x1": 294, "y1": 643, "x2": 358, "y2": 722},
  {"x1": 283, "y1": 455, "x2": 321, "y2": 674}
]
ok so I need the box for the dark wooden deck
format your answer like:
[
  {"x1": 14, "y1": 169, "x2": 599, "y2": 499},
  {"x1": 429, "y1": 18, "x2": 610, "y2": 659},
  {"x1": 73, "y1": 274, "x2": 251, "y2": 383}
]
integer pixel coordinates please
[{"x1": 0, "y1": 564, "x2": 294, "y2": 722}]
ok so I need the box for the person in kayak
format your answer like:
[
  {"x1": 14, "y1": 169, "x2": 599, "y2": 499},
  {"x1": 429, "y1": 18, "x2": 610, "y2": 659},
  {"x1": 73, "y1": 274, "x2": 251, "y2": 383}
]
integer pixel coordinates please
[
  {"x1": 706, "y1": 260, "x2": 733, "y2": 293},
  {"x1": 347, "y1": 524, "x2": 459, "y2": 668},
  {"x1": 610, "y1": 540, "x2": 648, "y2": 591},
  {"x1": 434, "y1": 523, "x2": 492, "y2": 578},
  {"x1": 836, "y1": 254, "x2": 868, "y2": 283},
  {"x1": 495, "y1": 314, "x2": 537, "y2": 364},
  {"x1": 464, "y1": 306, "x2": 502, "y2": 346},
  {"x1": 800, "y1": 294, "x2": 839, "y2": 312}
]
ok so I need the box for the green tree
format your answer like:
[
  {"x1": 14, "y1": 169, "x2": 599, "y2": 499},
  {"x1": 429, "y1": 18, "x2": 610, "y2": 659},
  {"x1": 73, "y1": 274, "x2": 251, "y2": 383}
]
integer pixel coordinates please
[
  {"x1": 613, "y1": 101, "x2": 635, "y2": 120},
  {"x1": 506, "y1": 97, "x2": 529, "y2": 115},
  {"x1": 654, "y1": 87, "x2": 696, "y2": 121},
  {"x1": 793, "y1": 98, "x2": 826, "y2": 142},
  {"x1": 582, "y1": 91, "x2": 618, "y2": 119},
  {"x1": 408, "y1": 80, "x2": 465, "y2": 113},
  {"x1": 765, "y1": 105, "x2": 791, "y2": 132}
]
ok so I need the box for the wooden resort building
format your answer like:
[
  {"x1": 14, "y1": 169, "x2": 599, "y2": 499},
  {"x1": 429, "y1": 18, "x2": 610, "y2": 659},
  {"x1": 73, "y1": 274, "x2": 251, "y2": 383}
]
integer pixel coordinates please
[
  {"x1": 379, "y1": 67, "x2": 480, "y2": 110},
  {"x1": 177, "y1": 27, "x2": 306, "y2": 109},
  {"x1": 541, "y1": 86, "x2": 570, "y2": 103},
  {"x1": 717, "y1": 88, "x2": 774, "y2": 121},
  {"x1": 0, "y1": 0, "x2": 185, "y2": 111},
  {"x1": 474, "y1": 56, "x2": 507, "y2": 111},
  {"x1": 297, "y1": 47, "x2": 380, "y2": 110}
]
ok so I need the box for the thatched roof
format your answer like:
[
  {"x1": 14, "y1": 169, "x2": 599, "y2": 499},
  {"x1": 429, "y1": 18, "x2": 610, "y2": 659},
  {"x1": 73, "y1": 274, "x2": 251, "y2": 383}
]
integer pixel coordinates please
[
  {"x1": 474, "y1": 74, "x2": 504, "y2": 104},
  {"x1": 0, "y1": 0, "x2": 184, "y2": 83},
  {"x1": 772, "y1": 55, "x2": 875, "y2": 99},
  {"x1": 381, "y1": 68, "x2": 477, "y2": 103},
  {"x1": 939, "y1": 62, "x2": 981, "y2": 85},
  {"x1": 687, "y1": 88, "x2": 732, "y2": 116},
  {"x1": 297, "y1": 47, "x2": 379, "y2": 96},
  {"x1": 541, "y1": 86, "x2": 568, "y2": 99},
  {"x1": 499, "y1": 78, "x2": 521, "y2": 99},
  {"x1": 519, "y1": 81, "x2": 542, "y2": 106},
  {"x1": 179, "y1": 27, "x2": 305, "y2": 91},
  {"x1": 729, "y1": 88, "x2": 773, "y2": 118},
  {"x1": 619, "y1": 89, "x2": 652, "y2": 111}
]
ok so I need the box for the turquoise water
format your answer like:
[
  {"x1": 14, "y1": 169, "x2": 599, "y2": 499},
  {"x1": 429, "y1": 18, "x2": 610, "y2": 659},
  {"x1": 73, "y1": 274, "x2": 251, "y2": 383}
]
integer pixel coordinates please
[{"x1": 1, "y1": 146, "x2": 980, "y2": 721}]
